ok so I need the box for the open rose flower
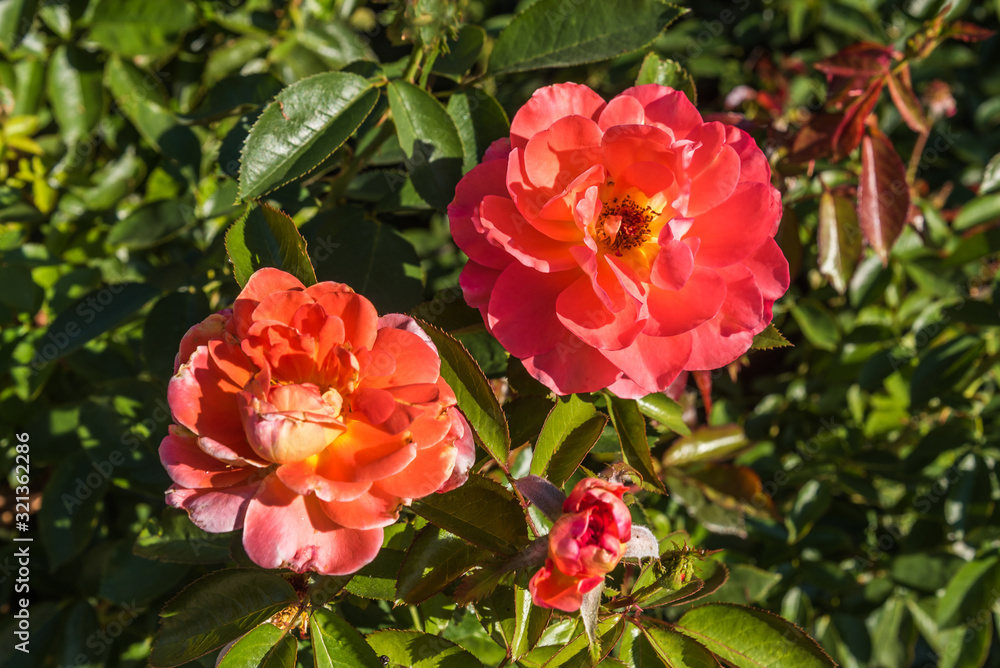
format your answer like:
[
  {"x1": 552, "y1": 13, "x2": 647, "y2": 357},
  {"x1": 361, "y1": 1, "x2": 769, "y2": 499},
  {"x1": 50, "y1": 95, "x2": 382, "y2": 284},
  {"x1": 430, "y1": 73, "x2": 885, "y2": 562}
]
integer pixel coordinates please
[
  {"x1": 159, "y1": 268, "x2": 474, "y2": 575},
  {"x1": 449, "y1": 83, "x2": 789, "y2": 397},
  {"x1": 529, "y1": 478, "x2": 631, "y2": 612}
]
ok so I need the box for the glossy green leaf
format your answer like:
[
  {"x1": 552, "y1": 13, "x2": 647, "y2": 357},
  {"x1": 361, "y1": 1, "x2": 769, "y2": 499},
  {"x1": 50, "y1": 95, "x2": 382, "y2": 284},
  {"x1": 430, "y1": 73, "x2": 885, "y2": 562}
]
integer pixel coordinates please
[
  {"x1": 790, "y1": 300, "x2": 839, "y2": 352},
  {"x1": 641, "y1": 624, "x2": 720, "y2": 667},
  {"x1": 345, "y1": 548, "x2": 405, "y2": 601},
  {"x1": 88, "y1": 0, "x2": 198, "y2": 58},
  {"x1": 511, "y1": 585, "x2": 551, "y2": 660},
  {"x1": 953, "y1": 192, "x2": 1000, "y2": 231},
  {"x1": 387, "y1": 80, "x2": 464, "y2": 210},
  {"x1": 433, "y1": 25, "x2": 486, "y2": 80},
  {"x1": 676, "y1": 604, "x2": 835, "y2": 668},
  {"x1": 366, "y1": 630, "x2": 484, "y2": 668},
  {"x1": 936, "y1": 556, "x2": 1000, "y2": 629},
  {"x1": 34, "y1": 282, "x2": 160, "y2": 365},
  {"x1": 607, "y1": 395, "x2": 666, "y2": 492},
  {"x1": 910, "y1": 335, "x2": 986, "y2": 405},
  {"x1": 635, "y1": 53, "x2": 696, "y2": 103},
  {"x1": 751, "y1": 323, "x2": 793, "y2": 350},
  {"x1": 489, "y1": 0, "x2": 685, "y2": 74},
  {"x1": 301, "y1": 206, "x2": 423, "y2": 313},
  {"x1": 134, "y1": 508, "x2": 233, "y2": 564},
  {"x1": 0, "y1": 0, "x2": 39, "y2": 53},
  {"x1": 636, "y1": 393, "x2": 690, "y2": 435},
  {"x1": 225, "y1": 203, "x2": 317, "y2": 288},
  {"x1": 543, "y1": 617, "x2": 624, "y2": 667},
  {"x1": 417, "y1": 321, "x2": 510, "y2": 466},
  {"x1": 38, "y1": 451, "x2": 107, "y2": 568},
  {"x1": 217, "y1": 624, "x2": 295, "y2": 668},
  {"x1": 311, "y1": 608, "x2": 383, "y2": 668},
  {"x1": 446, "y1": 89, "x2": 510, "y2": 173},
  {"x1": 107, "y1": 199, "x2": 194, "y2": 250},
  {"x1": 980, "y1": 151, "x2": 1000, "y2": 195},
  {"x1": 141, "y1": 290, "x2": 211, "y2": 379},
  {"x1": 149, "y1": 569, "x2": 297, "y2": 667},
  {"x1": 662, "y1": 425, "x2": 748, "y2": 468},
  {"x1": 239, "y1": 72, "x2": 379, "y2": 200},
  {"x1": 396, "y1": 526, "x2": 488, "y2": 604},
  {"x1": 531, "y1": 394, "x2": 606, "y2": 487},
  {"x1": 46, "y1": 45, "x2": 103, "y2": 145},
  {"x1": 411, "y1": 473, "x2": 528, "y2": 555},
  {"x1": 818, "y1": 190, "x2": 863, "y2": 295},
  {"x1": 786, "y1": 480, "x2": 832, "y2": 544}
]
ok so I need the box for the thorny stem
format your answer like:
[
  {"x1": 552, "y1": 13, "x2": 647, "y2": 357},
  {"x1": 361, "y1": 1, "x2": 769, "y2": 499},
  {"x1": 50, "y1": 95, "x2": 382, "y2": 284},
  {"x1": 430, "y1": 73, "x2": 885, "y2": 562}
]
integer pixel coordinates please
[{"x1": 500, "y1": 467, "x2": 542, "y2": 538}]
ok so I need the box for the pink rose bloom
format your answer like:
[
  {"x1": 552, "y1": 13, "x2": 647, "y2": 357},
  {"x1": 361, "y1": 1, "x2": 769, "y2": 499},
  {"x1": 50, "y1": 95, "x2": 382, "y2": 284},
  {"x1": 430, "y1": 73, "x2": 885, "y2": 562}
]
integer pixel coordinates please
[
  {"x1": 529, "y1": 478, "x2": 631, "y2": 612},
  {"x1": 448, "y1": 83, "x2": 789, "y2": 398},
  {"x1": 160, "y1": 268, "x2": 474, "y2": 575}
]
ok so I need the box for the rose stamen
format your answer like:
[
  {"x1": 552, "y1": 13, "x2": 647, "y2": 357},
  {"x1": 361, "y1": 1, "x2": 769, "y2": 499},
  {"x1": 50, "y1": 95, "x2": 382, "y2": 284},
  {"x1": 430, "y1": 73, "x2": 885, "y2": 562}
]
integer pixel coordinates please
[{"x1": 595, "y1": 195, "x2": 656, "y2": 256}]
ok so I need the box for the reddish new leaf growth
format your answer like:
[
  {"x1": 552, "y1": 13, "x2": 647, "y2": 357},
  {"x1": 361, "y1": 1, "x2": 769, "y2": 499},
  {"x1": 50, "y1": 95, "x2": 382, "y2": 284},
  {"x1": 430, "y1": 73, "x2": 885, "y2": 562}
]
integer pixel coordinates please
[
  {"x1": 858, "y1": 128, "x2": 910, "y2": 266},
  {"x1": 832, "y1": 79, "x2": 884, "y2": 161},
  {"x1": 813, "y1": 42, "x2": 894, "y2": 109},
  {"x1": 946, "y1": 21, "x2": 996, "y2": 43},
  {"x1": 886, "y1": 64, "x2": 929, "y2": 135}
]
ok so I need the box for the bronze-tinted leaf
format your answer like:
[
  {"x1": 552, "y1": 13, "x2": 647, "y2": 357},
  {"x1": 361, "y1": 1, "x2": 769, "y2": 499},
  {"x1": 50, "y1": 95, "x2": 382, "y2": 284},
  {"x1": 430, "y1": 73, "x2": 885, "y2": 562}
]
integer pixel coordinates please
[
  {"x1": 858, "y1": 127, "x2": 910, "y2": 265},
  {"x1": 886, "y1": 64, "x2": 929, "y2": 134},
  {"x1": 787, "y1": 112, "x2": 841, "y2": 163},
  {"x1": 832, "y1": 79, "x2": 883, "y2": 160},
  {"x1": 818, "y1": 189, "x2": 863, "y2": 294}
]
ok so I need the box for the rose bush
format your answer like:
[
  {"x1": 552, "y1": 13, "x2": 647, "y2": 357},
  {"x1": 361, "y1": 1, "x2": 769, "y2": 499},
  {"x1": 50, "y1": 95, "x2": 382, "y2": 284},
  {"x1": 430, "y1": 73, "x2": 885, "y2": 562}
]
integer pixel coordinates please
[
  {"x1": 159, "y1": 268, "x2": 474, "y2": 575},
  {"x1": 529, "y1": 478, "x2": 632, "y2": 611},
  {"x1": 449, "y1": 83, "x2": 790, "y2": 397}
]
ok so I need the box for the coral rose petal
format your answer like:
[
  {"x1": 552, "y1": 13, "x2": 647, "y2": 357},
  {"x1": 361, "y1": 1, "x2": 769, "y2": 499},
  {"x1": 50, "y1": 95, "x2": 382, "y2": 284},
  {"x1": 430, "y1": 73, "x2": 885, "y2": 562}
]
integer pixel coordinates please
[
  {"x1": 743, "y1": 239, "x2": 790, "y2": 324},
  {"x1": 685, "y1": 324, "x2": 755, "y2": 371},
  {"x1": 327, "y1": 421, "x2": 417, "y2": 482},
  {"x1": 523, "y1": 116, "x2": 604, "y2": 193},
  {"x1": 251, "y1": 290, "x2": 315, "y2": 329},
  {"x1": 159, "y1": 432, "x2": 255, "y2": 488},
  {"x1": 436, "y1": 408, "x2": 475, "y2": 493},
  {"x1": 460, "y1": 262, "x2": 505, "y2": 311},
  {"x1": 644, "y1": 266, "x2": 727, "y2": 337},
  {"x1": 352, "y1": 387, "x2": 397, "y2": 425},
  {"x1": 487, "y1": 263, "x2": 578, "y2": 358},
  {"x1": 510, "y1": 83, "x2": 606, "y2": 150},
  {"x1": 312, "y1": 291, "x2": 380, "y2": 350},
  {"x1": 601, "y1": 124, "x2": 675, "y2": 182},
  {"x1": 685, "y1": 144, "x2": 741, "y2": 216},
  {"x1": 556, "y1": 275, "x2": 646, "y2": 351},
  {"x1": 242, "y1": 475, "x2": 383, "y2": 575},
  {"x1": 449, "y1": 160, "x2": 516, "y2": 270},
  {"x1": 683, "y1": 182, "x2": 782, "y2": 267},
  {"x1": 521, "y1": 338, "x2": 623, "y2": 396},
  {"x1": 600, "y1": 331, "x2": 692, "y2": 395},
  {"x1": 377, "y1": 440, "x2": 457, "y2": 499},
  {"x1": 711, "y1": 264, "x2": 764, "y2": 336},
  {"x1": 597, "y1": 94, "x2": 647, "y2": 130},
  {"x1": 367, "y1": 327, "x2": 441, "y2": 386},
  {"x1": 275, "y1": 459, "x2": 371, "y2": 502},
  {"x1": 319, "y1": 486, "x2": 403, "y2": 530},
  {"x1": 175, "y1": 311, "x2": 231, "y2": 373},
  {"x1": 650, "y1": 238, "x2": 695, "y2": 291},
  {"x1": 529, "y1": 560, "x2": 601, "y2": 612},
  {"x1": 725, "y1": 125, "x2": 772, "y2": 185},
  {"x1": 478, "y1": 195, "x2": 577, "y2": 271},
  {"x1": 166, "y1": 483, "x2": 257, "y2": 532},
  {"x1": 620, "y1": 84, "x2": 703, "y2": 138},
  {"x1": 233, "y1": 268, "x2": 306, "y2": 337}
]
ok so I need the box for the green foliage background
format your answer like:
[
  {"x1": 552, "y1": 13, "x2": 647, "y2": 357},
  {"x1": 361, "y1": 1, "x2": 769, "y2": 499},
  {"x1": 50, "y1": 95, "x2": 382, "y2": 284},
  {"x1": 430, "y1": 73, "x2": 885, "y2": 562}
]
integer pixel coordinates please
[{"x1": 1, "y1": 0, "x2": 999, "y2": 666}]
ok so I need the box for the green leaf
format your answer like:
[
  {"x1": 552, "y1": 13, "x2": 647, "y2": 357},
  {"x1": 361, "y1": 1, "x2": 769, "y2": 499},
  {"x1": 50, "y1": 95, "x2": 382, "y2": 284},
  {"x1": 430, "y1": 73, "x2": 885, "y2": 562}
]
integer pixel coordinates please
[
  {"x1": 786, "y1": 480, "x2": 832, "y2": 544},
  {"x1": 636, "y1": 393, "x2": 690, "y2": 435},
  {"x1": 0, "y1": 0, "x2": 38, "y2": 53},
  {"x1": 489, "y1": 0, "x2": 686, "y2": 74},
  {"x1": 980, "y1": 151, "x2": 1000, "y2": 195},
  {"x1": 396, "y1": 526, "x2": 488, "y2": 604},
  {"x1": 531, "y1": 394, "x2": 607, "y2": 487},
  {"x1": 311, "y1": 608, "x2": 383, "y2": 668},
  {"x1": 225, "y1": 203, "x2": 317, "y2": 288},
  {"x1": 300, "y1": 206, "x2": 423, "y2": 313},
  {"x1": 936, "y1": 556, "x2": 1000, "y2": 629},
  {"x1": 141, "y1": 290, "x2": 212, "y2": 380},
  {"x1": 344, "y1": 548, "x2": 405, "y2": 601},
  {"x1": 953, "y1": 192, "x2": 1000, "y2": 231},
  {"x1": 88, "y1": 0, "x2": 198, "y2": 58},
  {"x1": 38, "y1": 451, "x2": 107, "y2": 568},
  {"x1": 790, "y1": 300, "x2": 839, "y2": 352},
  {"x1": 543, "y1": 617, "x2": 624, "y2": 667},
  {"x1": 46, "y1": 45, "x2": 103, "y2": 145},
  {"x1": 217, "y1": 624, "x2": 293, "y2": 668},
  {"x1": 676, "y1": 604, "x2": 835, "y2": 668},
  {"x1": 505, "y1": 395, "x2": 556, "y2": 449},
  {"x1": 817, "y1": 190, "x2": 863, "y2": 295},
  {"x1": 607, "y1": 395, "x2": 666, "y2": 492},
  {"x1": 641, "y1": 624, "x2": 720, "y2": 668},
  {"x1": 417, "y1": 320, "x2": 510, "y2": 466},
  {"x1": 511, "y1": 585, "x2": 551, "y2": 660},
  {"x1": 662, "y1": 425, "x2": 748, "y2": 468},
  {"x1": 433, "y1": 25, "x2": 486, "y2": 80},
  {"x1": 446, "y1": 89, "x2": 510, "y2": 173},
  {"x1": 150, "y1": 569, "x2": 298, "y2": 667},
  {"x1": 910, "y1": 335, "x2": 987, "y2": 406},
  {"x1": 411, "y1": 473, "x2": 528, "y2": 555},
  {"x1": 387, "y1": 80, "x2": 465, "y2": 210},
  {"x1": 635, "y1": 53, "x2": 696, "y2": 103},
  {"x1": 107, "y1": 198, "x2": 195, "y2": 250},
  {"x1": 750, "y1": 324, "x2": 792, "y2": 351},
  {"x1": 34, "y1": 282, "x2": 160, "y2": 365},
  {"x1": 134, "y1": 508, "x2": 234, "y2": 564},
  {"x1": 366, "y1": 630, "x2": 484, "y2": 668},
  {"x1": 239, "y1": 72, "x2": 379, "y2": 200}
]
